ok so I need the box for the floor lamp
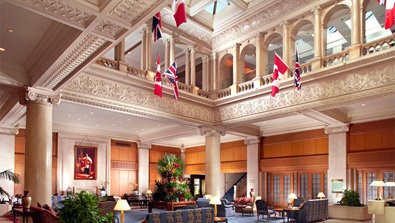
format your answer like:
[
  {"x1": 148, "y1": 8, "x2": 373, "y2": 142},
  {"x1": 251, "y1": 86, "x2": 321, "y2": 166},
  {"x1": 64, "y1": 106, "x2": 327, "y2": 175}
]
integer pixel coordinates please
[
  {"x1": 209, "y1": 196, "x2": 222, "y2": 220},
  {"x1": 114, "y1": 199, "x2": 131, "y2": 223}
]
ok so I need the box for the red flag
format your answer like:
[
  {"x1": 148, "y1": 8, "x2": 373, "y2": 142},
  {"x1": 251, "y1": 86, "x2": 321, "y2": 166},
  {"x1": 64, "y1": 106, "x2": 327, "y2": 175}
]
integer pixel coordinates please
[
  {"x1": 154, "y1": 54, "x2": 162, "y2": 98},
  {"x1": 385, "y1": 0, "x2": 395, "y2": 29},
  {"x1": 271, "y1": 53, "x2": 289, "y2": 97},
  {"x1": 152, "y1": 12, "x2": 162, "y2": 42},
  {"x1": 172, "y1": 0, "x2": 187, "y2": 28},
  {"x1": 378, "y1": 0, "x2": 386, "y2": 5}
]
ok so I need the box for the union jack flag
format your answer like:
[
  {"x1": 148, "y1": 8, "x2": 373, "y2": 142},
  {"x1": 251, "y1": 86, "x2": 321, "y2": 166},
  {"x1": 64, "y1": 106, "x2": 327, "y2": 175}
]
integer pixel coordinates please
[
  {"x1": 294, "y1": 47, "x2": 301, "y2": 90},
  {"x1": 378, "y1": 0, "x2": 386, "y2": 5},
  {"x1": 152, "y1": 12, "x2": 162, "y2": 42},
  {"x1": 163, "y1": 62, "x2": 179, "y2": 100}
]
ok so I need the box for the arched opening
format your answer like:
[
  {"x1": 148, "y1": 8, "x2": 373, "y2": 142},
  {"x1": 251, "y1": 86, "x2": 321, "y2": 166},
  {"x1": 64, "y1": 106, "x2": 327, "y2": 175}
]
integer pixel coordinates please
[
  {"x1": 291, "y1": 20, "x2": 314, "y2": 64},
  {"x1": 264, "y1": 33, "x2": 283, "y2": 75},
  {"x1": 219, "y1": 53, "x2": 234, "y2": 89},
  {"x1": 240, "y1": 44, "x2": 257, "y2": 82},
  {"x1": 362, "y1": 0, "x2": 393, "y2": 43}
]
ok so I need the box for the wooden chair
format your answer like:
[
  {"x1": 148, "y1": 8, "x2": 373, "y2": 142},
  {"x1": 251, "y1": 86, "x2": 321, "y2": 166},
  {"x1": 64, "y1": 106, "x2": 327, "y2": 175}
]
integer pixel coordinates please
[
  {"x1": 256, "y1": 200, "x2": 276, "y2": 221},
  {"x1": 241, "y1": 197, "x2": 255, "y2": 216}
]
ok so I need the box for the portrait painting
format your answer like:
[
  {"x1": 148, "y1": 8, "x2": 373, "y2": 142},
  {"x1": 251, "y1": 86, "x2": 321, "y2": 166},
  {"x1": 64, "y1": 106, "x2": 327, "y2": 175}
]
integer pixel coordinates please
[{"x1": 74, "y1": 145, "x2": 97, "y2": 180}]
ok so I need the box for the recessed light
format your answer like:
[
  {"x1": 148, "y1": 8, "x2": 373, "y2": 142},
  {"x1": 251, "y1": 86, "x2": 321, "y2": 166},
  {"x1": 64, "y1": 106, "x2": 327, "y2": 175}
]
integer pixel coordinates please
[
  {"x1": 127, "y1": 119, "x2": 130, "y2": 121},
  {"x1": 112, "y1": 124, "x2": 115, "y2": 126},
  {"x1": 361, "y1": 103, "x2": 366, "y2": 106},
  {"x1": 0, "y1": 48, "x2": 5, "y2": 52},
  {"x1": 67, "y1": 114, "x2": 71, "y2": 117},
  {"x1": 90, "y1": 112, "x2": 94, "y2": 115},
  {"x1": 96, "y1": 124, "x2": 99, "y2": 126},
  {"x1": 142, "y1": 129, "x2": 145, "y2": 131},
  {"x1": 77, "y1": 118, "x2": 81, "y2": 121},
  {"x1": 7, "y1": 28, "x2": 14, "y2": 33},
  {"x1": 83, "y1": 115, "x2": 87, "y2": 118},
  {"x1": 158, "y1": 124, "x2": 161, "y2": 127},
  {"x1": 119, "y1": 121, "x2": 122, "y2": 124}
]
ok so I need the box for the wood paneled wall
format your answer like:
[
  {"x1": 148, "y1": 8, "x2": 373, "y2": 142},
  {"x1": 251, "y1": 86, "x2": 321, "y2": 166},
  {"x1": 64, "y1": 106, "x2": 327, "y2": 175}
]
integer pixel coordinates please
[
  {"x1": 348, "y1": 119, "x2": 395, "y2": 169},
  {"x1": 185, "y1": 145, "x2": 205, "y2": 174},
  {"x1": 261, "y1": 129, "x2": 328, "y2": 159},
  {"x1": 149, "y1": 145, "x2": 180, "y2": 191},
  {"x1": 260, "y1": 155, "x2": 329, "y2": 172},
  {"x1": 14, "y1": 129, "x2": 58, "y2": 195},
  {"x1": 110, "y1": 140, "x2": 138, "y2": 196}
]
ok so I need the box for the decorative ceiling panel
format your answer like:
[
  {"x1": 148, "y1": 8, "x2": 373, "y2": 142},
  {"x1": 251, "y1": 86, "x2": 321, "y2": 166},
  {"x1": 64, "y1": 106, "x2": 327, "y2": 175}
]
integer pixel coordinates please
[{"x1": 109, "y1": 0, "x2": 160, "y2": 25}]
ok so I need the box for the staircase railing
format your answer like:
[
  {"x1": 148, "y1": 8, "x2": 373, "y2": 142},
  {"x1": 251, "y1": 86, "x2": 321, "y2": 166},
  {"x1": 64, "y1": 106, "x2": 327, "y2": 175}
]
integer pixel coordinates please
[{"x1": 235, "y1": 175, "x2": 247, "y2": 198}]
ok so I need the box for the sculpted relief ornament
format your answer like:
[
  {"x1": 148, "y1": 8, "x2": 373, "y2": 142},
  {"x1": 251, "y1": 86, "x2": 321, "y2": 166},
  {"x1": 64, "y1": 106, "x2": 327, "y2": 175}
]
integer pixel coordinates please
[
  {"x1": 109, "y1": 0, "x2": 159, "y2": 24},
  {"x1": 20, "y1": 87, "x2": 61, "y2": 107}
]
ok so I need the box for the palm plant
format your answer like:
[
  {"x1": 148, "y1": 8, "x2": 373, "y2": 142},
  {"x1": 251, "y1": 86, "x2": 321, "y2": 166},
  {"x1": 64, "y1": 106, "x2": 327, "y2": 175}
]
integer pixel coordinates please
[{"x1": 0, "y1": 169, "x2": 20, "y2": 202}]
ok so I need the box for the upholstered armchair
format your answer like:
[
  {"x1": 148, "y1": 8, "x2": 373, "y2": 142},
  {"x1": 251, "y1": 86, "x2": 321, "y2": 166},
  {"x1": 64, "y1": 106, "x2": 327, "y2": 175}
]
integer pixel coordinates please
[
  {"x1": 217, "y1": 199, "x2": 236, "y2": 217},
  {"x1": 256, "y1": 200, "x2": 276, "y2": 221}
]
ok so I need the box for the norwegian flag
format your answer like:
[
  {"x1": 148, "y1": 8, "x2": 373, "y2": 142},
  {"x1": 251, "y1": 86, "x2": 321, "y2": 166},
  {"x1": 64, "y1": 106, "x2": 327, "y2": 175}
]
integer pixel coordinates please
[
  {"x1": 271, "y1": 53, "x2": 289, "y2": 97},
  {"x1": 294, "y1": 47, "x2": 301, "y2": 90},
  {"x1": 154, "y1": 54, "x2": 162, "y2": 98},
  {"x1": 163, "y1": 62, "x2": 179, "y2": 100},
  {"x1": 152, "y1": 12, "x2": 162, "y2": 42}
]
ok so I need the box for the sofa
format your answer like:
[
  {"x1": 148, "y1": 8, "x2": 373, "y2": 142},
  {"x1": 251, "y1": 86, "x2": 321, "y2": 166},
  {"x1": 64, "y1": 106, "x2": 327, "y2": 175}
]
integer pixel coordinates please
[
  {"x1": 30, "y1": 206, "x2": 60, "y2": 223},
  {"x1": 142, "y1": 207, "x2": 214, "y2": 223},
  {"x1": 233, "y1": 197, "x2": 254, "y2": 213},
  {"x1": 293, "y1": 199, "x2": 328, "y2": 223}
]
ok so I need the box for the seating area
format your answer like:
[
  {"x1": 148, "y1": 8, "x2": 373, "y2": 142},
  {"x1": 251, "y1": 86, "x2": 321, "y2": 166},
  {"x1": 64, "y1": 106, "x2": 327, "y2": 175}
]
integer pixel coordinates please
[{"x1": 142, "y1": 207, "x2": 214, "y2": 223}]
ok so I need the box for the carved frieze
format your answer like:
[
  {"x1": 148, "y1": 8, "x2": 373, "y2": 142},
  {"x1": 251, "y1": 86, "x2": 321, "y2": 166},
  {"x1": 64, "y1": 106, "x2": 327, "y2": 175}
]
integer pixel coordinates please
[
  {"x1": 39, "y1": 34, "x2": 109, "y2": 89},
  {"x1": 94, "y1": 20, "x2": 127, "y2": 40},
  {"x1": 212, "y1": 0, "x2": 316, "y2": 50},
  {"x1": 63, "y1": 74, "x2": 215, "y2": 126},
  {"x1": 109, "y1": 0, "x2": 159, "y2": 24},
  {"x1": 23, "y1": 0, "x2": 93, "y2": 27}
]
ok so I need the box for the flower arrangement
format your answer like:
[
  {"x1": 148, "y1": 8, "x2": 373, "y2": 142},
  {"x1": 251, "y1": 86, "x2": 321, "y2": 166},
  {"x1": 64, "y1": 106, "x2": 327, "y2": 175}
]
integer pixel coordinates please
[{"x1": 153, "y1": 154, "x2": 192, "y2": 202}]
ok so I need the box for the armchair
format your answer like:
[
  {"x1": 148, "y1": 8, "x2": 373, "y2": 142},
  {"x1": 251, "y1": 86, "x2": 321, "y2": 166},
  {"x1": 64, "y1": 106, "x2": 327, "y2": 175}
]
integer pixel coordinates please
[
  {"x1": 217, "y1": 199, "x2": 236, "y2": 217},
  {"x1": 256, "y1": 200, "x2": 276, "y2": 221}
]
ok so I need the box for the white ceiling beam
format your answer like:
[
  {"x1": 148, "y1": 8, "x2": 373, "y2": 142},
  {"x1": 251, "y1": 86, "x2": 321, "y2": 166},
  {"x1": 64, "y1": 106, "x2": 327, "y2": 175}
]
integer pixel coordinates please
[
  {"x1": 299, "y1": 109, "x2": 348, "y2": 126},
  {"x1": 230, "y1": 0, "x2": 248, "y2": 10},
  {"x1": 189, "y1": 0, "x2": 214, "y2": 16}
]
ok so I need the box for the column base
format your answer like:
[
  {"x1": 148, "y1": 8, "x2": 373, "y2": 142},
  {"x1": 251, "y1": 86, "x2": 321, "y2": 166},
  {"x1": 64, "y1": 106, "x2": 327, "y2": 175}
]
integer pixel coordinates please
[
  {"x1": 348, "y1": 44, "x2": 362, "y2": 60},
  {"x1": 230, "y1": 84, "x2": 238, "y2": 95}
]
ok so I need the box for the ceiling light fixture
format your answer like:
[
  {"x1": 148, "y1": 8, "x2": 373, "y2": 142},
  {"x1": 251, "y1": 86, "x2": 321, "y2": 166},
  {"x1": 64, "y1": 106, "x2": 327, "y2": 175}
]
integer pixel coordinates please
[
  {"x1": 361, "y1": 103, "x2": 366, "y2": 106},
  {"x1": 7, "y1": 28, "x2": 14, "y2": 33},
  {"x1": 0, "y1": 48, "x2": 5, "y2": 52}
]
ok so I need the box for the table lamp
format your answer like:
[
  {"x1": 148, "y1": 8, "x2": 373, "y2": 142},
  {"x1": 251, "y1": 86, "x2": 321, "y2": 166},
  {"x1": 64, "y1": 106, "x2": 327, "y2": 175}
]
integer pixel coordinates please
[
  {"x1": 209, "y1": 196, "x2": 222, "y2": 220},
  {"x1": 317, "y1": 192, "x2": 326, "y2": 199},
  {"x1": 288, "y1": 193, "x2": 297, "y2": 207},
  {"x1": 385, "y1": 182, "x2": 395, "y2": 199},
  {"x1": 146, "y1": 190, "x2": 152, "y2": 199},
  {"x1": 370, "y1": 180, "x2": 385, "y2": 200},
  {"x1": 114, "y1": 199, "x2": 131, "y2": 223}
]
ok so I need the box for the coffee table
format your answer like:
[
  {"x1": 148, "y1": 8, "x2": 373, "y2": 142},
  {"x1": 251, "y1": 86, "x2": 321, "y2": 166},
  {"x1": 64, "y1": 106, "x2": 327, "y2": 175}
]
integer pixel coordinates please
[{"x1": 274, "y1": 207, "x2": 285, "y2": 222}]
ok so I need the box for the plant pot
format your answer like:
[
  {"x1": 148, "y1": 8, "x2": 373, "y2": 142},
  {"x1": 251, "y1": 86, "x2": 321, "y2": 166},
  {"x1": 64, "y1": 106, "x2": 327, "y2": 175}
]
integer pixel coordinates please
[
  {"x1": 328, "y1": 205, "x2": 372, "y2": 221},
  {"x1": 22, "y1": 191, "x2": 31, "y2": 209}
]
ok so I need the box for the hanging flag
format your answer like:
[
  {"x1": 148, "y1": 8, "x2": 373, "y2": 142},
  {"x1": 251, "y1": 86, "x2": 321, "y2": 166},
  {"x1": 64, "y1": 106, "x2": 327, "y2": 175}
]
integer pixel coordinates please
[
  {"x1": 163, "y1": 62, "x2": 180, "y2": 100},
  {"x1": 172, "y1": 0, "x2": 187, "y2": 28},
  {"x1": 384, "y1": 0, "x2": 395, "y2": 29},
  {"x1": 294, "y1": 47, "x2": 301, "y2": 90},
  {"x1": 154, "y1": 54, "x2": 162, "y2": 98},
  {"x1": 378, "y1": 0, "x2": 386, "y2": 5},
  {"x1": 271, "y1": 53, "x2": 289, "y2": 97},
  {"x1": 152, "y1": 12, "x2": 162, "y2": 42}
]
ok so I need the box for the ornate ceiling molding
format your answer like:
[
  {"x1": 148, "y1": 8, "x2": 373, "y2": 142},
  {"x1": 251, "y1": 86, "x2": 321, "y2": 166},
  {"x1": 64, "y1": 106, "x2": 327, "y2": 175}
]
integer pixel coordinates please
[
  {"x1": 211, "y1": 0, "x2": 316, "y2": 50},
  {"x1": 109, "y1": 0, "x2": 159, "y2": 25},
  {"x1": 94, "y1": 20, "x2": 127, "y2": 40},
  {"x1": 62, "y1": 74, "x2": 215, "y2": 126},
  {"x1": 0, "y1": 124, "x2": 19, "y2": 135},
  {"x1": 38, "y1": 34, "x2": 109, "y2": 90},
  {"x1": 21, "y1": 0, "x2": 94, "y2": 27}
]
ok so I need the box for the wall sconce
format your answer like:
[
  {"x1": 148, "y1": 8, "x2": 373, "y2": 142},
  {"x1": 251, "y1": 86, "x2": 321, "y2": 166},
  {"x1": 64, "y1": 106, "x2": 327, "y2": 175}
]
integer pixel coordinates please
[
  {"x1": 317, "y1": 192, "x2": 326, "y2": 199},
  {"x1": 370, "y1": 180, "x2": 385, "y2": 200}
]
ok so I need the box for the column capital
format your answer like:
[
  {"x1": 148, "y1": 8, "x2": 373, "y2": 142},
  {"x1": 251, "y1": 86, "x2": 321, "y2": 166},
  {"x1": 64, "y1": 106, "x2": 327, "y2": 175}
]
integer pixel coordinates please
[
  {"x1": 202, "y1": 55, "x2": 209, "y2": 63},
  {"x1": 190, "y1": 47, "x2": 196, "y2": 53},
  {"x1": 20, "y1": 86, "x2": 61, "y2": 106},
  {"x1": 244, "y1": 137, "x2": 260, "y2": 145},
  {"x1": 210, "y1": 52, "x2": 217, "y2": 60},
  {"x1": 324, "y1": 124, "x2": 349, "y2": 134},
  {"x1": 137, "y1": 141, "x2": 151, "y2": 150},
  {"x1": 185, "y1": 48, "x2": 190, "y2": 54},
  {"x1": 256, "y1": 32, "x2": 267, "y2": 38},
  {"x1": 199, "y1": 126, "x2": 226, "y2": 137},
  {"x1": 234, "y1": 43, "x2": 241, "y2": 49},
  {"x1": 0, "y1": 124, "x2": 19, "y2": 135},
  {"x1": 311, "y1": 6, "x2": 321, "y2": 14},
  {"x1": 280, "y1": 21, "x2": 289, "y2": 28}
]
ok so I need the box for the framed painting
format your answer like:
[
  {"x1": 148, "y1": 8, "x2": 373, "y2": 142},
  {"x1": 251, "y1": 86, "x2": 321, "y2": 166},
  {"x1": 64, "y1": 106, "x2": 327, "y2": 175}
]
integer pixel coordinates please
[{"x1": 74, "y1": 145, "x2": 97, "y2": 180}]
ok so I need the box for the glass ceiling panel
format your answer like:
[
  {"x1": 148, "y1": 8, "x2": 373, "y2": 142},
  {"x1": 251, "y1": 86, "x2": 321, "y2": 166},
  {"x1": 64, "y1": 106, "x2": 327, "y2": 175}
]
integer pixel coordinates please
[{"x1": 205, "y1": 0, "x2": 230, "y2": 15}]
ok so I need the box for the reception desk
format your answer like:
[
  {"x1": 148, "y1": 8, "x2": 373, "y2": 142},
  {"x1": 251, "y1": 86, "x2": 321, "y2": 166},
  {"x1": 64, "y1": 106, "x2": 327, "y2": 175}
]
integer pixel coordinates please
[{"x1": 368, "y1": 200, "x2": 395, "y2": 223}]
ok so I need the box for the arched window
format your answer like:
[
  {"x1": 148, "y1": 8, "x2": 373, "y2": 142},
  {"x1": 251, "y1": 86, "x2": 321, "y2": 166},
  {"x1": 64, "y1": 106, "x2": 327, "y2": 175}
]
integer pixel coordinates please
[
  {"x1": 324, "y1": 4, "x2": 351, "y2": 55},
  {"x1": 219, "y1": 53, "x2": 234, "y2": 89},
  {"x1": 240, "y1": 44, "x2": 256, "y2": 82}
]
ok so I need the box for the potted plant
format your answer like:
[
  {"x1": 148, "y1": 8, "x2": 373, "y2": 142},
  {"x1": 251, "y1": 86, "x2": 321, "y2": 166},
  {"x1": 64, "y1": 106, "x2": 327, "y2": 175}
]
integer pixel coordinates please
[
  {"x1": 0, "y1": 169, "x2": 20, "y2": 203},
  {"x1": 58, "y1": 190, "x2": 113, "y2": 223},
  {"x1": 328, "y1": 189, "x2": 371, "y2": 221}
]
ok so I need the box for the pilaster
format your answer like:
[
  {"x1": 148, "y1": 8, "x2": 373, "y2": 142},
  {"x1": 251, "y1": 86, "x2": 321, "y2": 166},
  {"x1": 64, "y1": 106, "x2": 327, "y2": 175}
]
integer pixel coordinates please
[
  {"x1": 141, "y1": 28, "x2": 147, "y2": 70},
  {"x1": 190, "y1": 47, "x2": 196, "y2": 86},
  {"x1": 137, "y1": 141, "x2": 151, "y2": 194},
  {"x1": 185, "y1": 49, "x2": 190, "y2": 85},
  {"x1": 281, "y1": 21, "x2": 290, "y2": 79},
  {"x1": 245, "y1": 137, "x2": 260, "y2": 198}
]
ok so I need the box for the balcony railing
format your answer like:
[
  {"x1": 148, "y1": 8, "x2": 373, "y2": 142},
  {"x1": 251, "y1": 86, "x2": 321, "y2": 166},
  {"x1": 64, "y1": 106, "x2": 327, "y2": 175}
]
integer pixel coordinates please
[
  {"x1": 322, "y1": 51, "x2": 350, "y2": 68},
  {"x1": 362, "y1": 35, "x2": 395, "y2": 55},
  {"x1": 217, "y1": 88, "x2": 231, "y2": 99},
  {"x1": 96, "y1": 58, "x2": 118, "y2": 70}
]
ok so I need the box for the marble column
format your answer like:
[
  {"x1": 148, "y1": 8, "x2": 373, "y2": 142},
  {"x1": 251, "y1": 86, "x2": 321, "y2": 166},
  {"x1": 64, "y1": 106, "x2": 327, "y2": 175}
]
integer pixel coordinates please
[
  {"x1": 349, "y1": 0, "x2": 362, "y2": 59},
  {"x1": 281, "y1": 21, "x2": 290, "y2": 79},
  {"x1": 146, "y1": 29, "x2": 152, "y2": 71},
  {"x1": 180, "y1": 144, "x2": 186, "y2": 162},
  {"x1": 202, "y1": 56, "x2": 209, "y2": 91},
  {"x1": 233, "y1": 43, "x2": 241, "y2": 86},
  {"x1": 137, "y1": 141, "x2": 151, "y2": 194},
  {"x1": 325, "y1": 124, "x2": 349, "y2": 204},
  {"x1": 255, "y1": 32, "x2": 266, "y2": 86},
  {"x1": 114, "y1": 40, "x2": 125, "y2": 62},
  {"x1": 141, "y1": 28, "x2": 147, "y2": 70},
  {"x1": 210, "y1": 52, "x2": 218, "y2": 92},
  {"x1": 245, "y1": 137, "x2": 260, "y2": 198},
  {"x1": 20, "y1": 87, "x2": 61, "y2": 205},
  {"x1": 0, "y1": 125, "x2": 19, "y2": 199},
  {"x1": 185, "y1": 49, "x2": 190, "y2": 85},
  {"x1": 170, "y1": 36, "x2": 176, "y2": 64},
  {"x1": 190, "y1": 47, "x2": 196, "y2": 86},
  {"x1": 165, "y1": 39, "x2": 170, "y2": 69},
  {"x1": 312, "y1": 6, "x2": 322, "y2": 60},
  {"x1": 199, "y1": 126, "x2": 226, "y2": 197}
]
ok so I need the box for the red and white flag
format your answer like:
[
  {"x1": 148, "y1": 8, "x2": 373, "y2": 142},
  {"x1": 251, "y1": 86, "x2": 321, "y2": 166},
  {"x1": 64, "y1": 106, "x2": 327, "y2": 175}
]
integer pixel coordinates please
[
  {"x1": 172, "y1": 0, "x2": 187, "y2": 28},
  {"x1": 163, "y1": 62, "x2": 179, "y2": 100},
  {"x1": 385, "y1": 0, "x2": 395, "y2": 29},
  {"x1": 271, "y1": 53, "x2": 289, "y2": 97},
  {"x1": 378, "y1": 0, "x2": 386, "y2": 5},
  {"x1": 154, "y1": 54, "x2": 162, "y2": 98}
]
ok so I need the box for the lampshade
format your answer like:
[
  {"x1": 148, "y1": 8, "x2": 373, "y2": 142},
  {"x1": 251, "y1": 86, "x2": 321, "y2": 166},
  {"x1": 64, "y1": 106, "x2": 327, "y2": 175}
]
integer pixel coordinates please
[
  {"x1": 209, "y1": 196, "x2": 222, "y2": 205},
  {"x1": 114, "y1": 199, "x2": 131, "y2": 211},
  {"x1": 288, "y1": 193, "x2": 297, "y2": 199},
  {"x1": 370, "y1": 181, "x2": 385, "y2": 186},
  {"x1": 204, "y1": 194, "x2": 212, "y2": 199},
  {"x1": 317, "y1": 192, "x2": 326, "y2": 198},
  {"x1": 385, "y1": 182, "x2": 395, "y2": 187},
  {"x1": 146, "y1": 190, "x2": 152, "y2": 194}
]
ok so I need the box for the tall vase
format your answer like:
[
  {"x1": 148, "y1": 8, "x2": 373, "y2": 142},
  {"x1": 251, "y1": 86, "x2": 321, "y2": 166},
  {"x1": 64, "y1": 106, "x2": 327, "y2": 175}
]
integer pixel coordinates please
[{"x1": 22, "y1": 191, "x2": 31, "y2": 209}]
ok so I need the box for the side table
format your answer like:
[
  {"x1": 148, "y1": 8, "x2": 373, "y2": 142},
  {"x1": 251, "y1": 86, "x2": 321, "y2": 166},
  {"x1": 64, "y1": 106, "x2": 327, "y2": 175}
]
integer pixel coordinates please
[
  {"x1": 13, "y1": 208, "x2": 40, "y2": 223},
  {"x1": 214, "y1": 217, "x2": 228, "y2": 223},
  {"x1": 283, "y1": 207, "x2": 300, "y2": 222}
]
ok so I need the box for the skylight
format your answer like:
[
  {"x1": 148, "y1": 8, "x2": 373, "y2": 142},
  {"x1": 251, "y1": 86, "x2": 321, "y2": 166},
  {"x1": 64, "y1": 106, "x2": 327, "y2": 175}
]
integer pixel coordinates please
[{"x1": 205, "y1": 0, "x2": 230, "y2": 15}]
